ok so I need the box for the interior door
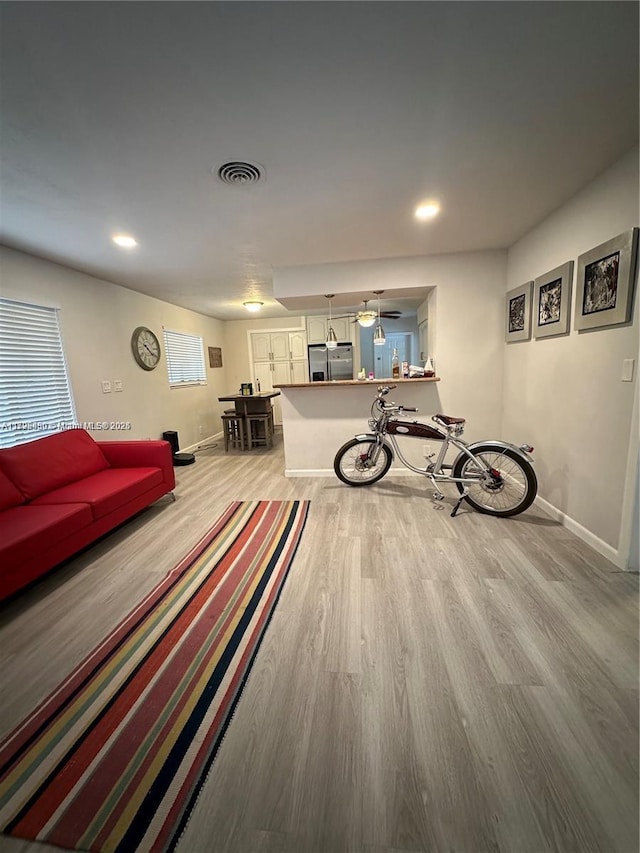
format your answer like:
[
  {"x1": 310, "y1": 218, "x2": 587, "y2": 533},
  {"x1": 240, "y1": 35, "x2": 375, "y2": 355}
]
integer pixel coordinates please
[{"x1": 377, "y1": 333, "x2": 412, "y2": 378}]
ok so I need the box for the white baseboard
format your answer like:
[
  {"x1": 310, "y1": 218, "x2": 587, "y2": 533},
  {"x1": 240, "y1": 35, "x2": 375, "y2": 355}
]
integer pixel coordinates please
[
  {"x1": 534, "y1": 495, "x2": 623, "y2": 569},
  {"x1": 182, "y1": 432, "x2": 223, "y2": 453},
  {"x1": 284, "y1": 467, "x2": 422, "y2": 479}
]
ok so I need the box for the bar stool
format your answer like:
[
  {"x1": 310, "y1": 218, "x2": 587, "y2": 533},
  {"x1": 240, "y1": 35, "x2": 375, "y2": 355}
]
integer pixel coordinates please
[
  {"x1": 246, "y1": 413, "x2": 273, "y2": 450},
  {"x1": 221, "y1": 412, "x2": 246, "y2": 451}
]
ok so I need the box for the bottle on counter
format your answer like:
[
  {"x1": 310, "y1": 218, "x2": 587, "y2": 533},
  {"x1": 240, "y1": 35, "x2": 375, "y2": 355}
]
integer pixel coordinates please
[{"x1": 392, "y1": 348, "x2": 400, "y2": 379}]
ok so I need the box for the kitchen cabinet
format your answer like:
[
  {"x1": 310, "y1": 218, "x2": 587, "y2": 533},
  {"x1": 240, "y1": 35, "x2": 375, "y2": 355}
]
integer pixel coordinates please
[
  {"x1": 250, "y1": 330, "x2": 309, "y2": 423},
  {"x1": 306, "y1": 316, "x2": 352, "y2": 344},
  {"x1": 251, "y1": 331, "x2": 307, "y2": 362}
]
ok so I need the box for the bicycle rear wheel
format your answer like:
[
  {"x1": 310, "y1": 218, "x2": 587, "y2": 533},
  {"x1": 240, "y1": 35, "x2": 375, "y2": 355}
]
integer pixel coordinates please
[
  {"x1": 334, "y1": 438, "x2": 392, "y2": 486},
  {"x1": 452, "y1": 444, "x2": 537, "y2": 517}
]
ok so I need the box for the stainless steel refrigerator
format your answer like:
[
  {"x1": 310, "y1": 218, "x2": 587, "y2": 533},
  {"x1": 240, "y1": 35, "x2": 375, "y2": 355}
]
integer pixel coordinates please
[{"x1": 308, "y1": 343, "x2": 353, "y2": 381}]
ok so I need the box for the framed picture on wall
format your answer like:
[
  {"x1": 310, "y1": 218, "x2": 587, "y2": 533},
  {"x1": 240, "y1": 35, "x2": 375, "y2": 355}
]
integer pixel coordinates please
[
  {"x1": 505, "y1": 281, "x2": 533, "y2": 342},
  {"x1": 574, "y1": 228, "x2": 639, "y2": 331},
  {"x1": 533, "y1": 261, "x2": 573, "y2": 339}
]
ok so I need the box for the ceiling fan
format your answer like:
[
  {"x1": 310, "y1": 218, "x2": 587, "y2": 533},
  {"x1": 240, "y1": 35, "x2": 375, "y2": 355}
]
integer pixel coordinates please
[{"x1": 335, "y1": 299, "x2": 402, "y2": 326}]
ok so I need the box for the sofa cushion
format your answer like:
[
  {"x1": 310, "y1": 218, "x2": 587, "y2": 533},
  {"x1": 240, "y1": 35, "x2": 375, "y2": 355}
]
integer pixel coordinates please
[
  {"x1": 31, "y1": 467, "x2": 163, "y2": 520},
  {"x1": 0, "y1": 467, "x2": 25, "y2": 511},
  {"x1": 0, "y1": 503, "x2": 94, "y2": 568},
  {"x1": 0, "y1": 430, "x2": 109, "y2": 501}
]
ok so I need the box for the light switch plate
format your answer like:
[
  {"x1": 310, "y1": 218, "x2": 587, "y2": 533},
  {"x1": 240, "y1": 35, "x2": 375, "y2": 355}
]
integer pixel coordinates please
[
  {"x1": 113, "y1": 380, "x2": 123, "y2": 392},
  {"x1": 621, "y1": 359, "x2": 635, "y2": 382},
  {"x1": 101, "y1": 380, "x2": 112, "y2": 393}
]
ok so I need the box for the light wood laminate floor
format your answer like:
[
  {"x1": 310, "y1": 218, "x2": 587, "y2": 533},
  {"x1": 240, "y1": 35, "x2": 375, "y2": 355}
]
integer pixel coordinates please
[{"x1": 1, "y1": 432, "x2": 638, "y2": 853}]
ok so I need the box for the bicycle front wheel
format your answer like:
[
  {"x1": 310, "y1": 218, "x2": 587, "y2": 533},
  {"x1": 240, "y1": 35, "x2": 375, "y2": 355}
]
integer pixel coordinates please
[
  {"x1": 452, "y1": 444, "x2": 537, "y2": 517},
  {"x1": 334, "y1": 438, "x2": 392, "y2": 486}
]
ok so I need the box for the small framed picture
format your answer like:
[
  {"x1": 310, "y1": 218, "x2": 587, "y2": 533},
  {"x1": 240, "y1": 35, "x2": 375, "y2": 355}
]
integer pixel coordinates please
[
  {"x1": 208, "y1": 346, "x2": 223, "y2": 368},
  {"x1": 574, "y1": 228, "x2": 639, "y2": 331},
  {"x1": 533, "y1": 261, "x2": 573, "y2": 339},
  {"x1": 505, "y1": 281, "x2": 533, "y2": 343}
]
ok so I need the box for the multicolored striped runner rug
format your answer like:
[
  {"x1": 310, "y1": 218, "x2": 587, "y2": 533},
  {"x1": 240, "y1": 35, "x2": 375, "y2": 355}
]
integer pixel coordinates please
[{"x1": 0, "y1": 499, "x2": 309, "y2": 852}]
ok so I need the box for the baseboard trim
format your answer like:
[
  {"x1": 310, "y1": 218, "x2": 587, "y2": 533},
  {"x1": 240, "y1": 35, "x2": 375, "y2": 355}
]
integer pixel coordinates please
[
  {"x1": 284, "y1": 467, "x2": 422, "y2": 479},
  {"x1": 182, "y1": 432, "x2": 223, "y2": 453},
  {"x1": 534, "y1": 495, "x2": 623, "y2": 569}
]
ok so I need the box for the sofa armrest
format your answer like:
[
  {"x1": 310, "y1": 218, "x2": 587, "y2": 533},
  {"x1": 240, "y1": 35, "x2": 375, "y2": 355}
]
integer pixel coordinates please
[{"x1": 97, "y1": 440, "x2": 176, "y2": 489}]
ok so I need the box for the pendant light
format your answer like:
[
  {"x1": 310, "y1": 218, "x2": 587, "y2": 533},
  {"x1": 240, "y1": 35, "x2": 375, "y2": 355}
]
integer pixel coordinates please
[
  {"x1": 325, "y1": 294, "x2": 338, "y2": 350},
  {"x1": 373, "y1": 290, "x2": 386, "y2": 346}
]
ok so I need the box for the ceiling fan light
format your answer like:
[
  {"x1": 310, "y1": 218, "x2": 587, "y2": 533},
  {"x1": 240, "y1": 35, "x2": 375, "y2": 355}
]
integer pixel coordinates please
[
  {"x1": 326, "y1": 325, "x2": 338, "y2": 349},
  {"x1": 373, "y1": 324, "x2": 386, "y2": 346},
  {"x1": 357, "y1": 311, "x2": 377, "y2": 328}
]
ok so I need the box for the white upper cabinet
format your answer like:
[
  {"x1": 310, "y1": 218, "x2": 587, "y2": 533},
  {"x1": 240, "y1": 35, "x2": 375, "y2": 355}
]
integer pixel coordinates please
[
  {"x1": 289, "y1": 331, "x2": 307, "y2": 360},
  {"x1": 332, "y1": 317, "x2": 352, "y2": 342},
  {"x1": 251, "y1": 330, "x2": 307, "y2": 362},
  {"x1": 270, "y1": 332, "x2": 290, "y2": 361},
  {"x1": 251, "y1": 332, "x2": 272, "y2": 362},
  {"x1": 306, "y1": 316, "x2": 327, "y2": 344},
  {"x1": 306, "y1": 316, "x2": 352, "y2": 344}
]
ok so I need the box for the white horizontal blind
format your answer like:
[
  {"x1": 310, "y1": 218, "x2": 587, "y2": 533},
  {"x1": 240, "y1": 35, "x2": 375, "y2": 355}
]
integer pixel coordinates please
[
  {"x1": 163, "y1": 328, "x2": 206, "y2": 386},
  {"x1": 0, "y1": 298, "x2": 77, "y2": 448}
]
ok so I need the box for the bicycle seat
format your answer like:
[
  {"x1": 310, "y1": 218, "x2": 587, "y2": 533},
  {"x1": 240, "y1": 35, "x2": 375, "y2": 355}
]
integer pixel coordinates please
[{"x1": 435, "y1": 413, "x2": 466, "y2": 425}]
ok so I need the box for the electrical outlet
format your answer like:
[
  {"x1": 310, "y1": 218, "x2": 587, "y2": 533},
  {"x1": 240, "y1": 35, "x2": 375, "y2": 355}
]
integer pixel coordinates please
[
  {"x1": 113, "y1": 379, "x2": 123, "y2": 392},
  {"x1": 199, "y1": 425, "x2": 205, "y2": 436},
  {"x1": 101, "y1": 380, "x2": 112, "y2": 394}
]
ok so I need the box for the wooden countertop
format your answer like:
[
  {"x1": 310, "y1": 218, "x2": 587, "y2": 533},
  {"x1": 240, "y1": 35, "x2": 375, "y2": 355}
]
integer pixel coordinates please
[{"x1": 274, "y1": 377, "x2": 440, "y2": 389}]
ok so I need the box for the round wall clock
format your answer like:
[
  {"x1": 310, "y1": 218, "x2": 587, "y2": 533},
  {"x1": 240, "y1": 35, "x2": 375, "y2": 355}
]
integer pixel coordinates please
[{"x1": 131, "y1": 326, "x2": 161, "y2": 370}]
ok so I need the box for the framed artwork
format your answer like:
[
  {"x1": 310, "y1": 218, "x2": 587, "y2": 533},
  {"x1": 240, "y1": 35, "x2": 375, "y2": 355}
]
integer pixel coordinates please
[
  {"x1": 574, "y1": 228, "x2": 639, "y2": 331},
  {"x1": 208, "y1": 346, "x2": 223, "y2": 368},
  {"x1": 505, "y1": 281, "x2": 533, "y2": 342},
  {"x1": 533, "y1": 261, "x2": 573, "y2": 339}
]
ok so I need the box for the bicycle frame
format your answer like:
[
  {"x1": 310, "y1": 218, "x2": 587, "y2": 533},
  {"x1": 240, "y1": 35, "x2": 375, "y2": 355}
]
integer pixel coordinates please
[{"x1": 356, "y1": 387, "x2": 532, "y2": 489}]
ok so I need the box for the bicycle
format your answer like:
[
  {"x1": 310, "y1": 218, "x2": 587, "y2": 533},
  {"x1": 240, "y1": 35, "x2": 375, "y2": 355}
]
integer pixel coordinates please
[{"x1": 333, "y1": 385, "x2": 537, "y2": 518}]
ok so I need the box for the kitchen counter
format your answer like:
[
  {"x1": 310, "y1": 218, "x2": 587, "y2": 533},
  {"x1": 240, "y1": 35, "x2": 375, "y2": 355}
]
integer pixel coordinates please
[
  {"x1": 274, "y1": 377, "x2": 439, "y2": 389},
  {"x1": 275, "y1": 377, "x2": 442, "y2": 476}
]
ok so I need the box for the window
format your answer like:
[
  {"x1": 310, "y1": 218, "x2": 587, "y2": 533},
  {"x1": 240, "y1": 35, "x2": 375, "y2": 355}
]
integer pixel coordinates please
[
  {"x1": 163, "y1": 328, "x2": 207, "y2": 387},
  {"x1": 0, "y1": 298, "x2": 77, "y2": 448}
]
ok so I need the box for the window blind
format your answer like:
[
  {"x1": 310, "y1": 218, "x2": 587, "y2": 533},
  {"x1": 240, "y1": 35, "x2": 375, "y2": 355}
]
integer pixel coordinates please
[
  {"x1": 0, "y1": 298, "x2": 77, "y2": 448},
  {"x1": 163, "y1": 328, "x2": 206, "y2": 386}
]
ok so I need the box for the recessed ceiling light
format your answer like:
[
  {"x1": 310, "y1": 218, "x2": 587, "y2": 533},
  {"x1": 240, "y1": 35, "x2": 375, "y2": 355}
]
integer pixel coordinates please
[
  {"x1": 112, "y1": 233, "x2": 138, "y2": 248},
  {"x1": 243, "y1": 301, "x2": 264, "y2": 313},
  {"x1": 415, "y1": 203, "x2": 440, "y2": 221}
]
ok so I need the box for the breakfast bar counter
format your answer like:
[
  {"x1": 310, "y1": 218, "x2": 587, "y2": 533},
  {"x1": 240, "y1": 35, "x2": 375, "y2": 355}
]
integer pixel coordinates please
[
  {"x1": 274, "y1": 378, "x2": 439, "y2": 389},
  {"x1": 274, "y1": 377, "x2": 441, "y2": 476}
]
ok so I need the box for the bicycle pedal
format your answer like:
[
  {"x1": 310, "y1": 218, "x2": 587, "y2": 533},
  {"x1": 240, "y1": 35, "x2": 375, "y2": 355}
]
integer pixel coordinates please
[{"x1": 432, "y1": 492, "x2": 445, "y2": 501}]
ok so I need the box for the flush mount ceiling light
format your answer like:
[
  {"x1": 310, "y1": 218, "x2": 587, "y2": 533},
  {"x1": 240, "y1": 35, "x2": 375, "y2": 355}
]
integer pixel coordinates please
[
  {"x1": 373, "y1": 290, "x2": 386, "y2": 346},
  {"x1": 112, "y1": 233, "x2": 138, "y2": 248},
  {"x1": 415, "y1": 202, "x2": 440, "y2": 221},
  {"x1": 243, "y1": 301, "x2": 263, "y2": 313},
  {"x1": 325, "y1": 294, "x2": 338, "y2": 350}
]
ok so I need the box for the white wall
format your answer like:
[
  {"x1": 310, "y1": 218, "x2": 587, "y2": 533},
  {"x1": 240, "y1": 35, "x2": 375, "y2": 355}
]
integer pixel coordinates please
[
  {"x1": 504, "y1": 147, "x2": 639, "y2": 562},
  {"x1": 275, "y1": 251, "x2": 508, "y2": 443},
  {"x1": 0, "y1": 246, "x2": 226, "y2": 449}
]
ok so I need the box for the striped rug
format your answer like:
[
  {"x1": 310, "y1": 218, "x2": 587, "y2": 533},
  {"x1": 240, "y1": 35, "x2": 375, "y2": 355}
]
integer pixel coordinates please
[{"x1": 0, "y1": 499, "x2": 310, "y2": 853}]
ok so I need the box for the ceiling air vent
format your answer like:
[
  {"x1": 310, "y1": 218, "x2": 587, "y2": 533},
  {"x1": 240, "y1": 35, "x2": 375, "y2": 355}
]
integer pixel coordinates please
[{"x1": 217, "y1": 161, "x2": 263, "y2": 185}]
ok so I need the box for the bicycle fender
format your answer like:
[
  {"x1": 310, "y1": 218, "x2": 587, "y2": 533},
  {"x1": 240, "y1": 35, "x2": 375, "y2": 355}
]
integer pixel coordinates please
[
  {"x1": 354, "y1": 434, "x2": 394, "y2": 455},
  {"x1": 464, "y1": 440, "x2": 535, "y2": 466}
]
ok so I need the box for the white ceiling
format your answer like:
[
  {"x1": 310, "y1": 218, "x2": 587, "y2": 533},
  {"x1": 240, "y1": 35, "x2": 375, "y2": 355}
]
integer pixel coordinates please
[{"x1": 0, "y1": 1, "x2": 637, "y2": 320}]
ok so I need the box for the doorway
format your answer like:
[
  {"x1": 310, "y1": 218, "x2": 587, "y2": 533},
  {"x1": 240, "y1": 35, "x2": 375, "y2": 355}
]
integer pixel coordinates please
[{"x1": 375, "y1": 333, "x2": 412, "y2": 378}]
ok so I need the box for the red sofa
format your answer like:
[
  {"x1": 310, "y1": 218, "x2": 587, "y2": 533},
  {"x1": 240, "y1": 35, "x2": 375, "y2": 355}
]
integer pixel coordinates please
[{"x1": 0, "y1": 429, "x2": 176, "y2": 602}]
